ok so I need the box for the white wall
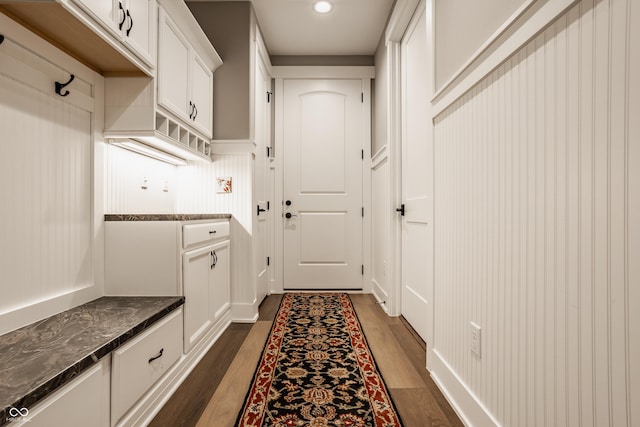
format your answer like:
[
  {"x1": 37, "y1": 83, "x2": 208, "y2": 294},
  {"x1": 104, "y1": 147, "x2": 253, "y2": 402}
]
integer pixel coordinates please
[
  {"x1": 371, "y1": 36, "x2": 392, "y2": 306},
  {"x1": 176, "y1": 154, "x2": 253, "y2": 230},
  {"x1": 434, "y1": 0, "x2": 528, "y2": 89},
  {"x1": 0, "y1": 15, "x2": 104, "y2": 335},
  {"x1": 429, "y1": 0, "x2": 640, "y2": 425},
  {"x1": 105, "y1": 145, "x2": 178, "y2": 214}
]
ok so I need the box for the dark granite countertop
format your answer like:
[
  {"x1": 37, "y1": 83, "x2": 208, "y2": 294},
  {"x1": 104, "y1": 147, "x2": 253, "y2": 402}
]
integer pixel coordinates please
[
  {"x1": 105, "y1": 213, "x2": 231, "y2": 221},
  {"x1": 0, "y1": 296, "x2": 184, "y2": 425}
]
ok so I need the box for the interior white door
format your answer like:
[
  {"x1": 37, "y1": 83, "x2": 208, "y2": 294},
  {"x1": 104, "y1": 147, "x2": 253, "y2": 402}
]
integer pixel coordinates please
[
  {"x1": 254, "y1": 52, "x2": 270, "y2": 302},
  {"x1": 400, "y1": 5, "x2": 433, "y2": 344},
  {"x1": 283, "y1": 79, "x2": 364, "y2": 289}
]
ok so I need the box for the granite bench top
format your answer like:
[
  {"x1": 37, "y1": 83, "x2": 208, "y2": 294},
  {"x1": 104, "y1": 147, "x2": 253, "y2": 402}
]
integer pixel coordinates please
[
  {"x1": 105, "y1": 213, "x2": 232, "y2": 221},
  {"x1": 0, "y1": 296, "x2": 184, "y2": 425}
]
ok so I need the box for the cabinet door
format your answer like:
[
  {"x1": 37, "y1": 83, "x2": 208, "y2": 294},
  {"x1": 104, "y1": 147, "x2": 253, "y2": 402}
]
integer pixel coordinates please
[
  {"x1": 189, "y1": 53, "x2": 213, "y2": 138},
  {"x1": 72, "y1": 0, "x2": 121, "y2": 37},
  {"x1": 122, "y1": 0, "x2": 155, "y2": 65},
  {"x1": 210, "y1": 240, "x2": 230, "y2": 322},
  {"x1": 23, "y1": 359, "x2": 110, "y2": 427},
  {"x1": 158, "y1": 9, "x2": 190, "y2": 123},
  {"x1": 182, "y1": 245, "x2": 214, "y2": 353}
]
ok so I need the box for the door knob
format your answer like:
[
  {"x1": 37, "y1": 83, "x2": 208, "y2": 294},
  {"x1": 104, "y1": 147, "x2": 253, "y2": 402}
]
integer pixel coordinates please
[
  {"x1": 285, "y1": 212, "x2": 297, "y2": 219},
  {"x1": 257, "y1": 205, "x2": 266, "y2": 216},
  {"x1": 396, "y1": 204, "x2": 405, "y2": 216},
  {"x1": 285, "y1": 200, "x2": 292, "y2": 206}
]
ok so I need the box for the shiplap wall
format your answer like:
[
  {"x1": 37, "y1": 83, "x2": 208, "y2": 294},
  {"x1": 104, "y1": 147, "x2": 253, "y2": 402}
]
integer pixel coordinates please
[
  {"x1": 431, "y1": 0, "x2": 639, "y2": 425},
  {"x1": 371, "y1": 152, "x2": 391, "y2": 301},
  {"x1": 176, "y1": 154, "x2": 253, "y2": 230},
  {"x1": 104, "y1": 145, "x2": 177, "y2": 214},
  {"x1": 0, "y1": 17, "x2": 103, "y2": 334},
  {"x1": 0, "y1": 76, "x2": 93, "y2": 316}
]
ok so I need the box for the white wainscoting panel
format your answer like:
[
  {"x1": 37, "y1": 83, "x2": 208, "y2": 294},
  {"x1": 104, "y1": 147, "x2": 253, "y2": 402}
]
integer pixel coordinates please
[
  {"x1": 177, "y1": 154, "x2": 253, "y2": 231},
  {"x1": 371, "y1": 148, "x2": 391, "y2": 305},
  {"x1": 431, "y1": 0, "x2": 639, "y2": 425},
  {"x1": 0, "y1": 69, "x2": 93, "y2": 326},
  {"x1": 105, "y1": 145, "x2": 177, "y2": 214}
]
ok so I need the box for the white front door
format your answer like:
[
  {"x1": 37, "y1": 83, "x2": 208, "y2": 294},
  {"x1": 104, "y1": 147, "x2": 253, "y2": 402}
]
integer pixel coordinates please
[
  {"x1": 282, "y1": 79, "x2": 364, "y2": 289},
  {"x1": 400, "y1": 4, "x2": 433, "y2": 343}
]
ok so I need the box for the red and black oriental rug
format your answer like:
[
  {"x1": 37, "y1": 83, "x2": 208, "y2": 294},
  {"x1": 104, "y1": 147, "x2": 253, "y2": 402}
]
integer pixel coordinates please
[{"x1": 236, "y1": 293, "x2": 403, "y2": 427}]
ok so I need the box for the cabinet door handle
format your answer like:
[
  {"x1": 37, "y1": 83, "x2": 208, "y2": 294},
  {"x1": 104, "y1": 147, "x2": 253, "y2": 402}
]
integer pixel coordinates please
[
  {"x1": 192, "y1": 104, "x2": 198, "y2": 120},
  {"x1": 211, "y1": 251, "x2": 217, "y2": 269},
  {"x1": 118, "y1": 2, "x2": 126, "y2": 30},
  {"x1": 126, "y1": 9, "x2": 133, "y2": 37},
  {"x1": 148, "y1": 348, "x2": 164, "y2": 363},
  {"x1": 189, "y1": 101, "x2": 194, "y2": 119}
]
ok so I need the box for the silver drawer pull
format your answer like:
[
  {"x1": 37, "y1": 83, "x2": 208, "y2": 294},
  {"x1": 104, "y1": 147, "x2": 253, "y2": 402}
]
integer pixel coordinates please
[{"x1": 148, "y1": 348, "x2": 164, "y2": 363}]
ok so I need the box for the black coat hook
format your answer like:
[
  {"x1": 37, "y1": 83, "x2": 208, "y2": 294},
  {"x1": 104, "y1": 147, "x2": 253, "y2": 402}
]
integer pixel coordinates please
[{"x1": 55, "y1": 74, "x2": 75, "y2": 97}]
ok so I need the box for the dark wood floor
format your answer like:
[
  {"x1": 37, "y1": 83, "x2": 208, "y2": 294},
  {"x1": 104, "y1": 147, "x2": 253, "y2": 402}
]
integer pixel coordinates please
[{"x1": 149, "y1": 294, "x2": 462, "y2": 427}]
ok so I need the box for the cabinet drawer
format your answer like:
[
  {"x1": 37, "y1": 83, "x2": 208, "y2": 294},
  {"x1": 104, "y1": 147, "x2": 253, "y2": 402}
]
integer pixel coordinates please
[
  {"x1": 183, "y1": 221, "x2": 229, "y2": 248},
  {"x1": 111, "y1": 308, "x2": 183, "y2": 425}
]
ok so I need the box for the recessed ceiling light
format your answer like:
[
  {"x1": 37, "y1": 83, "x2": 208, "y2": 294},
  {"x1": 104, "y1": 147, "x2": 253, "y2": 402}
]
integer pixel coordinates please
[{"x1": 313, "y1": 0, "x2": 333, "y2": 14}]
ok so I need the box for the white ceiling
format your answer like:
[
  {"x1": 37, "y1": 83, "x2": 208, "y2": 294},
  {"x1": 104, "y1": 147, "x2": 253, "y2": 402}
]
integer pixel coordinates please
[{"x1": 195, "y1": 0, "x2": 395, "y2": 56}]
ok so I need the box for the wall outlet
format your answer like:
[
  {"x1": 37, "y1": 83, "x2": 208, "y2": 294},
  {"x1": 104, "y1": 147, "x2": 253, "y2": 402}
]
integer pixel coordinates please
[{"x1": 470, "y1": 322, "x2": 481, "y2": 357}]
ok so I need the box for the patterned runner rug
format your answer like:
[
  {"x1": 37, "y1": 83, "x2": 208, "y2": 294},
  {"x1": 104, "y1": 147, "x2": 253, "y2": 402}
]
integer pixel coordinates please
[{"x1": 236, "y1": 293, "x2": 403, "y2": 427}]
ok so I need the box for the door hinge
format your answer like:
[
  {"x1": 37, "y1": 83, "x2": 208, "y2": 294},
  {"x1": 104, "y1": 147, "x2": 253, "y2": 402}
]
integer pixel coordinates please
[
  {"x1": 361, "y1": 265, "x2": 364, "y2": 275},
  {"x1": 267, "y1": 256, "x2": 270, "y2": 266}
]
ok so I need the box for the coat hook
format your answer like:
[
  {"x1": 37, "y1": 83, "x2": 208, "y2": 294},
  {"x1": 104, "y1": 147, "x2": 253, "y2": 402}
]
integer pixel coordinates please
[{"x1": 55, "y1": 74, "x2": 75, "y2": 97}]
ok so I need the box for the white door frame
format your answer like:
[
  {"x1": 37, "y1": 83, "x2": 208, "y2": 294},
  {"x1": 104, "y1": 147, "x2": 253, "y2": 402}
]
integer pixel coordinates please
[
  {"x1": 386, "y1": 0, "x2": 436, "y2": 349},
  {"x1": 384, "y1": 0, "x2": 421, "y2": 317},
  {"x1": 271, "y1": 66, "x2": 374, "y2": 294}
]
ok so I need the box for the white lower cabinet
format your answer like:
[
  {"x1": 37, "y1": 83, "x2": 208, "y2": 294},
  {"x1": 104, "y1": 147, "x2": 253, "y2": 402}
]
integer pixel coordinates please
[
  {"x1": 105, "y1": 219, "x2": 232, "y2": 355},
  {"x1": 19, "y1": 358, "x2": 110, "y2": 427},
  {"x1": 111, "y1": 308, "x2": 183, "y2": 426},
  {"x1": 183, "y1": 236, "x2": 230, "y2": 353}
]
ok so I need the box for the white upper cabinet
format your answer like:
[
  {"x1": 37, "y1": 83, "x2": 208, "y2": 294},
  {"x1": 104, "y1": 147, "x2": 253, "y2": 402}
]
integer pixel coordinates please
[
  {"x1": 157, "y1": 11, "x2": 189, "y2": 119},
  {"x1": 158, "y1": 7, "x2": 213, "y2": 138},
  {"x1": 70, "y1": 0, "x2": 156, "y2": 67},
  {"x1": 190, "y1": 55, "x2": 213, "y2": 136}
]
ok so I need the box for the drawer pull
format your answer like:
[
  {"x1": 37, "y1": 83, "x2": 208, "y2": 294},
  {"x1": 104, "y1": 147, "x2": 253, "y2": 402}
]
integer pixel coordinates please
[
  {"x1": 148, "y1": 348, "x2": 164, "y2": 364},
  {"x1": 209, "y1": 230, "x2": 217, "y2": 234}
]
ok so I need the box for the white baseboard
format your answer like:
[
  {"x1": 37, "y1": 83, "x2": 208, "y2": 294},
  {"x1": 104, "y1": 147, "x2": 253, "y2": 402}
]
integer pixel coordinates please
[
  {"x1": 371, "y1": 279, "x2": 390, "y2": 315},
  {"x1": 428, "y1": 348, "x2": 499, "y2": 427},
  {"x1": 231, "y1": 300, "x2": 259, "y2": 323},
  {"x1": 118, "y1": 310, "x2": 232, "y2": 427}
]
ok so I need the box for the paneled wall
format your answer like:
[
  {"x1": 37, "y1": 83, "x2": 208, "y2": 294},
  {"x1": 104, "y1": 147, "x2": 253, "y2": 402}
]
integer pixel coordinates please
[
  {"x1": 371, "y1": 36, "x2": 392, "y2": 305},
  {"x1": 371, "y1": 153, "x2": 391, "y2": 301},
  {"x1": 105, "y1": 145, "x2": 177, "y2": 214},
  {"x1": 176, "y1": 154, "x2": 253, "y2": 230},
  {"x1": 430, "y1": 0, "x2": 639, "y2": 425},
  {"x1": 0, "y1": 20, "x2": 102, "y2": 335},
  {"x1": 0, "y1": 79, "x2": 93, "y2": 317}
]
